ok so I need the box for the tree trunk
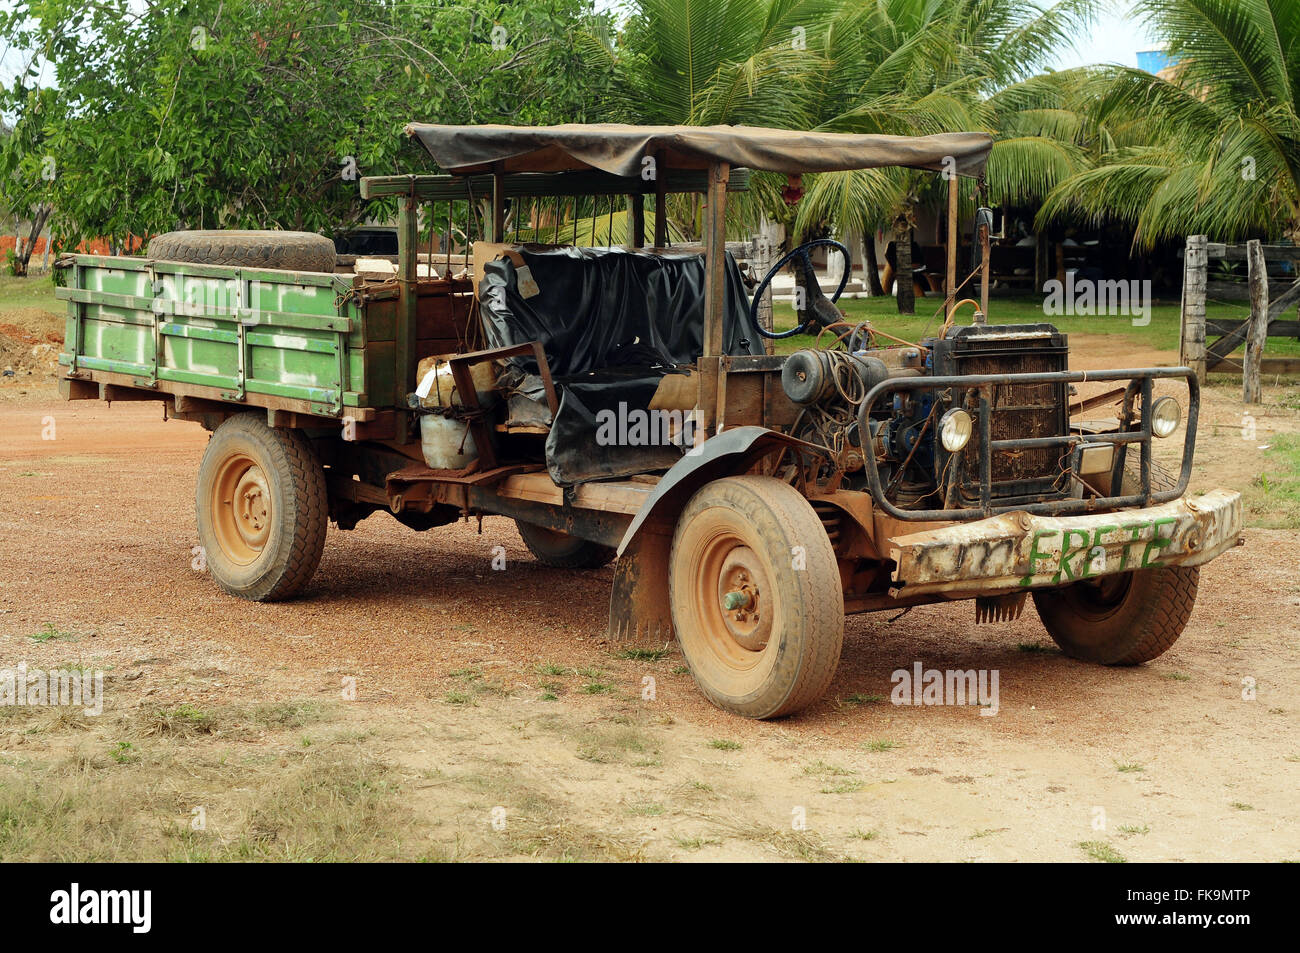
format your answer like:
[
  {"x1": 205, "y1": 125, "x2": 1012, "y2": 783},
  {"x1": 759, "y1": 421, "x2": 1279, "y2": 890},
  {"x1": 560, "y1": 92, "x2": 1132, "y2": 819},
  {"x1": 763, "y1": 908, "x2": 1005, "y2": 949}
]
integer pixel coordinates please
[
  {"x1": 895, "y1": 225, "x2": 915, "y2": 315},
  {"x1": 13, "y1": 204, "x2": 52, "y2": 276},
  {"x1": 863, "y1": 233, "x2": 884, "y2": 296}
]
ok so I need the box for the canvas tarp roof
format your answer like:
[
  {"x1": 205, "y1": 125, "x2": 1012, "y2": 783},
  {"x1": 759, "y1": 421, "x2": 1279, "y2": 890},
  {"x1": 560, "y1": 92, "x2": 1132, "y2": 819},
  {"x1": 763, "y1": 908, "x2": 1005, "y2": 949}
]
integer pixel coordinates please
[{"x1": 405, "y1": 123, "x2": 992, "y2": 178}]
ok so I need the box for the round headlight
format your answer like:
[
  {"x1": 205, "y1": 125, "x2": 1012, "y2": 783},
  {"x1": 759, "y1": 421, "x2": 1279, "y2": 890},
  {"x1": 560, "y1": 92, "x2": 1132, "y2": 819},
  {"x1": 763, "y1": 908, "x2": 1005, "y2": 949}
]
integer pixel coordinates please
[
  {"x1": 1151, "y1": 396, "x2": 1181, "y2": 438},
  {"x1": 939, "y1": 409, "x2": 973, "y2": 452}
]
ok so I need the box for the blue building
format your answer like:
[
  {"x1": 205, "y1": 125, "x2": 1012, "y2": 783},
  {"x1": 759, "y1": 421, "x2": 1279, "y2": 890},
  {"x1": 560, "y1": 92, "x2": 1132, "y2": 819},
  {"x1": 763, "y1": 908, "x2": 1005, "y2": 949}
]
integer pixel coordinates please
[{"x1": 1136, "y1": 47, "x2": 1178, "y2": 75}]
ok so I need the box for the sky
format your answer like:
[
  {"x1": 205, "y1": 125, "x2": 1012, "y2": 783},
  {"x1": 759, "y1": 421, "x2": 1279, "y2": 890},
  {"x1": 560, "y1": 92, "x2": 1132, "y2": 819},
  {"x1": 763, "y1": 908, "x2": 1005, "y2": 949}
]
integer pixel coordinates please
[{"x1": 1045, "y1": 1, "x2": 1160, "y2": 71}]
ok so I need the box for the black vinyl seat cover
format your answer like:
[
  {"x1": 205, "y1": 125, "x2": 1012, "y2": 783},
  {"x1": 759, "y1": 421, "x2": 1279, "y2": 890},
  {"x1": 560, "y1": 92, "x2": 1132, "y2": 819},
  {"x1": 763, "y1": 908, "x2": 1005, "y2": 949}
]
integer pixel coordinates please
[{"x1": 477, "y1": 245, "x2": 761, "y2": 485}]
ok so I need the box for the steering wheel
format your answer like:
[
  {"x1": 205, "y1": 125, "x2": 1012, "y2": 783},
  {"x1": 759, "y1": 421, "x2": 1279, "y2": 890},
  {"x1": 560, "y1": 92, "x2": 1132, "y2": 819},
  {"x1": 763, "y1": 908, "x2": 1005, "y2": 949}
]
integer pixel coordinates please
[{"x1": 748, "y1": 239, "x2": 850, "y2": 340}]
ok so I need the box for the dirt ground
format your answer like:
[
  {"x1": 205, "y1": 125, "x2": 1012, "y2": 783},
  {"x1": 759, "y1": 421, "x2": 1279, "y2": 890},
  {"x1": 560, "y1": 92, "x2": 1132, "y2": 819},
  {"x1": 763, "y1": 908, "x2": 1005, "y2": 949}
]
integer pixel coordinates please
[{"x1": 1, "y1": 328, "x2": 1298, "y2": 862}]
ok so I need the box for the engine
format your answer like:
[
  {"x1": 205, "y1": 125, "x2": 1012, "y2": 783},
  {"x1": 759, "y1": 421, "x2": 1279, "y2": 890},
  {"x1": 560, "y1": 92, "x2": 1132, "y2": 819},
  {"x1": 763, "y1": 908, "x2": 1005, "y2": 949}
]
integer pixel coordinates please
[{"x1": 780, "y1": 324, "x2": 1070, "y2": 511}]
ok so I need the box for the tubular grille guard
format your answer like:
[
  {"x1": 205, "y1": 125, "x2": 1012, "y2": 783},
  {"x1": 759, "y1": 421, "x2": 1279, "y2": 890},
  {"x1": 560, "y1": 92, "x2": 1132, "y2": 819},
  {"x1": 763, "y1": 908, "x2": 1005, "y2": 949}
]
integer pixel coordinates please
[{"x1": 860, "y1": 367, "x2": 1199, "y2": 521}]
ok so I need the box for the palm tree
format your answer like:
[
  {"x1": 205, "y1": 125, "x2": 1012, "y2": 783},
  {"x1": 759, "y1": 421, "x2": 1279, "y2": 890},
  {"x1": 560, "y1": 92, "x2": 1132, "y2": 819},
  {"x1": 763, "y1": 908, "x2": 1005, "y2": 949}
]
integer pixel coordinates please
[
  {"x1": 795, "y1": 0, "x2": 1097, "y2": 312},
  {"x1": 590, "y1": 0, "x2": 1098, "y2": 311},
  {"x1": 1039, "y1": 0, "x2": 1300, "y2": 245}
]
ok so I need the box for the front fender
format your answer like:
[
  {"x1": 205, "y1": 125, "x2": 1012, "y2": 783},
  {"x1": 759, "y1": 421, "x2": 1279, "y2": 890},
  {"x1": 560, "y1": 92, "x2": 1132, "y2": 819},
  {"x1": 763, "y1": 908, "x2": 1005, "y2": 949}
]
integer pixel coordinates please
[{"x1": 608, "y1": 426, "x2": 825, "y2": 644}]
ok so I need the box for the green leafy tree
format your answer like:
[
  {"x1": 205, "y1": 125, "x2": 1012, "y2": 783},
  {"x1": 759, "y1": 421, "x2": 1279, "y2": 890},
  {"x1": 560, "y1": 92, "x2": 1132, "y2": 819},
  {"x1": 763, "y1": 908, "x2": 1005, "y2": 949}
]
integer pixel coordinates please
[
  {"x1": 0, "y1": 0, "x2": 613, "y2": 246},
  {"x1": 1039, "y1": 0, "x2": 1300, "y2": 245}
]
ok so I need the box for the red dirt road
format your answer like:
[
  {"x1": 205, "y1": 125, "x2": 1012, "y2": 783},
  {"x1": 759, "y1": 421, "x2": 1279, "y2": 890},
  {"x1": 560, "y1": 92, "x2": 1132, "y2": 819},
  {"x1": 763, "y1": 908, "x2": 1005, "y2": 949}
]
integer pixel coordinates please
[{"x1": 2, "y1": 393, "x2": 1299, "y2": 861}]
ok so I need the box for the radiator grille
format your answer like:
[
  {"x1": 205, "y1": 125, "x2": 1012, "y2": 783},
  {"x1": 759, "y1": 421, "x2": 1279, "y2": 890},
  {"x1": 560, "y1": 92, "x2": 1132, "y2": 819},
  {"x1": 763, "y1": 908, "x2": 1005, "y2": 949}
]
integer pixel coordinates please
[{"x1": 933, "y1": 326, "x2": 1069, "y2": 505}]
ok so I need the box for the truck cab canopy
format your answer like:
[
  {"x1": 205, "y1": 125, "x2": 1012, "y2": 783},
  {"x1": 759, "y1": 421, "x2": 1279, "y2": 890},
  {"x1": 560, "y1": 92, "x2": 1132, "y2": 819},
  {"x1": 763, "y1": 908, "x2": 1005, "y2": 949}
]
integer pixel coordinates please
[{"x1": 404, "y1": 122, "x2": 993, "y2": 177}]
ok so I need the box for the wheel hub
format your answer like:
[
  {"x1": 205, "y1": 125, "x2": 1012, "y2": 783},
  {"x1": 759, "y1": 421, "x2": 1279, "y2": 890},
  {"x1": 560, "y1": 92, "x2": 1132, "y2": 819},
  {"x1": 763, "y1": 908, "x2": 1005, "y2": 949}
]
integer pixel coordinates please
[
  {"x1": 716, "y1": 547, "x2": 772, "y2": 651},
  {"x1": 232, "y1": 466, "x2": 271, "y2": 548}
]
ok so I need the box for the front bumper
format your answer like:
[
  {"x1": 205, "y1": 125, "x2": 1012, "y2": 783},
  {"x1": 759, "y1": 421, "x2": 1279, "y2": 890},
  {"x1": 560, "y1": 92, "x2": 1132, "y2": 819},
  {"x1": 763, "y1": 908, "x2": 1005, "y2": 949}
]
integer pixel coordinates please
[{"x1": 886, "y1": 489, "x2": 1243, "y2": 598}]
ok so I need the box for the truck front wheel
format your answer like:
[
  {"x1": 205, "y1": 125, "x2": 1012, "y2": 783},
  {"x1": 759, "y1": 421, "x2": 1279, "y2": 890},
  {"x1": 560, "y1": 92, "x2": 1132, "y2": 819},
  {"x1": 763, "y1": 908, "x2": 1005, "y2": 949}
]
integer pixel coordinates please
[
  {"x1": 1031, "y1": 566, "x2": 1199, "y2": 664},
  {"x1": 669, "y1": 476, "x2": 843, "y2": 718},
  {"x1": 196, "y1": 414, "x2": 328, "y2": 601}
]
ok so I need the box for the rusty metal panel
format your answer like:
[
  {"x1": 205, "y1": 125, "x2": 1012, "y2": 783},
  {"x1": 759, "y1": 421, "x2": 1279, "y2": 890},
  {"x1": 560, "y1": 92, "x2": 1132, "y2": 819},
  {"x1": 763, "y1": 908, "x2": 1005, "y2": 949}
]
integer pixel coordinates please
[{"x1": 887, "y1": 489, "x2": 1242, "y2": 597}]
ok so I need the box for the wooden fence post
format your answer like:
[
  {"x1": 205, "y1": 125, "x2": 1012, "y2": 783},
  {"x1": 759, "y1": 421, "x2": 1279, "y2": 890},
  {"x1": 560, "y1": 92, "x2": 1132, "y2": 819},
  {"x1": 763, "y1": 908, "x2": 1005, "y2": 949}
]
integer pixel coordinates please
[
  {"x1": 1244, "y1": 239, "x2": 1268, "y2": 403},
  {"x1": 1181, "y1": 234, "x2": 1208, "y2": 383}
]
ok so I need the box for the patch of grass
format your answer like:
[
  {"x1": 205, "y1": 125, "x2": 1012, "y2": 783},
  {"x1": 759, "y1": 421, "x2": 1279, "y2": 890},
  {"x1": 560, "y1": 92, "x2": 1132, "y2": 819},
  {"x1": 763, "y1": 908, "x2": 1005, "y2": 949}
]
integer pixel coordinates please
[
  {"x1": 505, "y1": 814, "x2": 648, "y2": 862},
  {"x1": 721, "y1": 820, "x2": 839, "y2": 862},
  {"x1": 580, "y1": 681, "x2": 614, "y2": 695},
  {"x1": 1115, "y1": 761, "x2": 1145, "y2": 773},
  {"x1": 534, "y1": 662, "x2": 568, "y2": 677},
  {"x1": 1161, "y1": 672, "x2": 1191, "y2": 681},
  {"x1": 1078, "y1": 840, "x2": 1127, "y2": 864},
  {"x1": 803, "y1": 760, "x2": 856, "y2": 777},
  {"x1": 820, "y1": 780, "x2": 864, "y2": 795},
  {"x1": 671, "y1": 666, "x2": 690, "y2": 675},
  {"x1": 0, "y1": 741, "x2": 414, "y2": 862},
  {"x1": 249, "y1": 701, "x2": 328, "y2": 729},
  {"x1": 1016, "y1": 641, "x2": 1059, "y2": 654},
  {"x1": 147, "y1": 703, "x2": 217, "y2": 736},
  {"x1": 1230, "y1": 802, "x2": 1255, "y2": 811},
  {"x1": 614, "y1": 647, "x2": 669, "y2": 662},
  {"x1": 1118, "y1": 825, "x2": 1150, "y2": 835},
  {"x1": 674, "y1": 835, "x2": 722, "y2": 850},
  {"x1": 862, "y1": 739, "x2": 901, "y2": 753},
  {"x1": 443, "y1": 690, "x2": 475, "y2": 706},
  {"x1": 28, "y1": 622, "x2": 77, "y2": 643},
  {"x1": 707, "y1": 739, "x2": 742, "y2": 751},
  {"x1": 109, "y1": 741, "x2": 135, "y2": 764},
  {"x1": 574, "y1": 724, "x2": 654, "y2": 764},
  {"x1": 835, "y1": 692, "x2": 885, "y2": 709},
  {"x1": 448, "y1": 667, "x2": 483, "y2": 682},
  {"x1": 627, "y1": 802, "x2": 664, "y2": 817},
  {"x1": 825, "y1": 295, "x2": 1300, "y2": 360},
  {"x1": 1245, "y1": 434, "x2": 1300, "y2": 529},
  {"x1": 849, "y1": 829, "x2": 879, "y2": 841}
]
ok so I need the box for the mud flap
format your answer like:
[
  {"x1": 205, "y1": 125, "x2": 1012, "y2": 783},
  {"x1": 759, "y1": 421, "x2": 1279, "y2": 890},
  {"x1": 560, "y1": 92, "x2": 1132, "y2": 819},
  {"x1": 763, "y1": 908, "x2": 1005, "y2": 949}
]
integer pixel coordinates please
[
  {"x1": 608, "y1": 528, "x2": 674, "y2": 648},
  {"x1": 974, "y1": 592, "x2": 1026, "y2": 623}
]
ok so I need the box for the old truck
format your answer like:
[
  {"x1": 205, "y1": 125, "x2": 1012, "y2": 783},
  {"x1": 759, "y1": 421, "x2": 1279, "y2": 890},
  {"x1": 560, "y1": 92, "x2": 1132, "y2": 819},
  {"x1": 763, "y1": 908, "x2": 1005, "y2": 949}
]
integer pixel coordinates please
[{"x1": 56, "y1": 123, "x2": 1243, "y2": 718}]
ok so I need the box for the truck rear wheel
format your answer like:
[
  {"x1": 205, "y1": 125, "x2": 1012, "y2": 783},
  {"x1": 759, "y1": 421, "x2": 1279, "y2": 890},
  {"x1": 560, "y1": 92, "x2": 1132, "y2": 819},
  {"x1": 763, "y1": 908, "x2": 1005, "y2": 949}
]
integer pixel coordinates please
[
  {"x1": 669, "y1": 476, "x2": 843, "y2": 719},
  {"x1": 149, "y1": 230, "x2": 337, "y2": 273},
  {"x1": 197, "y1": 415, "x2": 328, "y2": 601},
  {"x1": 1031, "y1": 565, "x2": 1199, "y2": 664},
  {"x1": 515, "y1": 520, "x2": 615, "y2": 569}
]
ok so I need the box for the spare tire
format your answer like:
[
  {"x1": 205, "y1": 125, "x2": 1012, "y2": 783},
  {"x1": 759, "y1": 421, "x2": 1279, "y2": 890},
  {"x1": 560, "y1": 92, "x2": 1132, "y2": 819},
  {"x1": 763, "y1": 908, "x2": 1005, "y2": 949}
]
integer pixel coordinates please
[{"x1": 148, "y1": 230, "x2": 337, "y2": 273}]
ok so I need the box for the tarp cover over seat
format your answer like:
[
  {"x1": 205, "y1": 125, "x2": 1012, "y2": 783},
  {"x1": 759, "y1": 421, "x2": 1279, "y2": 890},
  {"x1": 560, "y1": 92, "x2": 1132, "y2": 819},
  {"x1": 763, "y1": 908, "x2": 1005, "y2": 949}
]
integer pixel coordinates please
[{"x1": 478, "y1": 245, "x2": 761, "y2": 485}]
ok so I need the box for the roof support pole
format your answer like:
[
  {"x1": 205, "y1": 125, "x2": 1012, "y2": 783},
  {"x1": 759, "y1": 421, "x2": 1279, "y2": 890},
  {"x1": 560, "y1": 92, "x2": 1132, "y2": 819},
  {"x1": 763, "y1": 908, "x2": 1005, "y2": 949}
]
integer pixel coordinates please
[
  {"x1": 628, "y1": 194, "x2": 645, "y2": 249},
  {"x1": 491, "y1": 164, "x2": 506, "y2": 242},
  {"x1": 395, "y1": 183, "x2": 419, "y2": 443},
  {"x1": 654, "y1": 152, "x2": 668, "y2": 247},
  {"x1": 703, "y1": 162, "x2": 730, "y2": 358},
  {"x1": 699, "y1": 162, "x2": 730, "y2": 437},
  {"x1": 945, "y1": 173, "x2": 958, "y2": 323}
]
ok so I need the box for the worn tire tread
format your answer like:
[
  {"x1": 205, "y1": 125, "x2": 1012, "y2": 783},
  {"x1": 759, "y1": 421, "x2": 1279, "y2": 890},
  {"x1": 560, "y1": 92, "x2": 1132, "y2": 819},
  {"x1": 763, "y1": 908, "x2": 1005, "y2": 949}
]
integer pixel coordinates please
[
  {"x1": 671, "y1": 475, "x2": 842, "y2": 718},
  {"x1": 149, "y1": 230, "x2": 337, "y2": 273},
  {"x1": 197, "y1": 414, "x2": 327, "y2": 602}
]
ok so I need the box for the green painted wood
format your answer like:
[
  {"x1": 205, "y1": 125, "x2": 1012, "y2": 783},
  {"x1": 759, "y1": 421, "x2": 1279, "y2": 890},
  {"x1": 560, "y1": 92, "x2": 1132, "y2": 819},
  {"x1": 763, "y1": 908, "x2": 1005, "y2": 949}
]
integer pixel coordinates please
[{"x1": 57, "y1": 256, "x2": 375, "y2": 417}]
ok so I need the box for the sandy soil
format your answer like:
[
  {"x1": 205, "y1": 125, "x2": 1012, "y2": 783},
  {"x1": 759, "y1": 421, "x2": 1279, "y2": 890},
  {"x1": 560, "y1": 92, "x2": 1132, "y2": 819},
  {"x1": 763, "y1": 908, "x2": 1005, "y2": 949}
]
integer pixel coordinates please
[{"x1": 1, "y1": 335, "x2": 1298, "y2": 861}]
